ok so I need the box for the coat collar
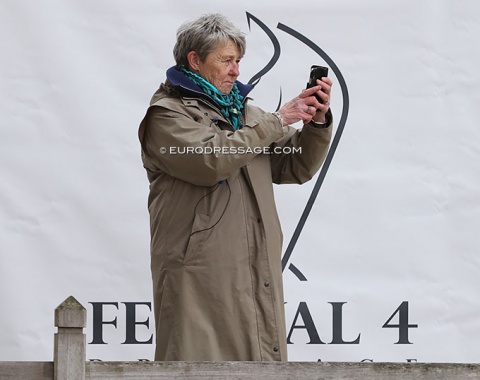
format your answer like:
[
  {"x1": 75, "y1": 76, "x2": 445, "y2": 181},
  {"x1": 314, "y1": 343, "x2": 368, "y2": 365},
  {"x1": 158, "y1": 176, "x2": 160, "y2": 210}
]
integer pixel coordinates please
[{"x1": 166, "y1": 66, "x2": 255, "y2": 100}]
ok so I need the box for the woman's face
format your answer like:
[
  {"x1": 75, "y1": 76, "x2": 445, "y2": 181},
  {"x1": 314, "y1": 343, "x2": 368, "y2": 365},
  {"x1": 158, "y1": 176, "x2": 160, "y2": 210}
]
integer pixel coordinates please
[{"x1": 194, "y1": 39, "x2": 242, "y2": 94}]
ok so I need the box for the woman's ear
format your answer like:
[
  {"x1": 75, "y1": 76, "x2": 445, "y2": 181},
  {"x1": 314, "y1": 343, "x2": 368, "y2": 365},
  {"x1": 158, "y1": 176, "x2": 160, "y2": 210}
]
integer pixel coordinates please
[{"x1": 186, "y1": 51, "x2": 201, "y2": 71}]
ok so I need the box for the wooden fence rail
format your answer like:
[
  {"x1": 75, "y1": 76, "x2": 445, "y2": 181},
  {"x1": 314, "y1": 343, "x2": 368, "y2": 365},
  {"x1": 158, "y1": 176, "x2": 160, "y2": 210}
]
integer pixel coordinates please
[{"x1": 1, "y1": 296, "x2": 479, "y2": 380}]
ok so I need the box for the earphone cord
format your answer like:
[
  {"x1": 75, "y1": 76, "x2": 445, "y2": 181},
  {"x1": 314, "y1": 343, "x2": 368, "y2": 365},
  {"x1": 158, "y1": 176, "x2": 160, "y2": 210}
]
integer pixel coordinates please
[{"x1": 189, "y1": 179, "x2": 231, "y2": 238}]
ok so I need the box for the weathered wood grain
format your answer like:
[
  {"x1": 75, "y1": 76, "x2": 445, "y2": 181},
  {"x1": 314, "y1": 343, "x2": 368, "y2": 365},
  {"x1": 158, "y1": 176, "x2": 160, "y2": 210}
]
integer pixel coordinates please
[
  {"x1": 2, "y1": 360, "x2": 480, "y2": 379},
  {"x1": 84, "y1": 361, "x2": 480, "y2": 380},
  {"x1": 0, "y1": 362, "x2": 53, "y2": 380},
  {"x1": 54, "y1": 296, "x2": 86, "y2": 380}
]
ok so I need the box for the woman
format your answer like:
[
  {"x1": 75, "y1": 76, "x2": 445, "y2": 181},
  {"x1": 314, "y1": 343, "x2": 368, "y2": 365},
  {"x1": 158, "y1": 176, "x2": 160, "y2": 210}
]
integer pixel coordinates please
[{"x1": 139, "y1": 13, "x2": 333, "y2": 361}]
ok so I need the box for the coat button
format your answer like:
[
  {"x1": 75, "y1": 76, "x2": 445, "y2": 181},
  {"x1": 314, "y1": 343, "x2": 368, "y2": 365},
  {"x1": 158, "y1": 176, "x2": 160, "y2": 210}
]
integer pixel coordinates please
[
  {"x1": 264, "y1": 281, "x2": 270, "y2": 287},
  {"x1": 257, "y1": 218, "x2": 262, "y2": 223},
  {"x1": 273, "y1": 346, "x2": 279, "y2": 352}
]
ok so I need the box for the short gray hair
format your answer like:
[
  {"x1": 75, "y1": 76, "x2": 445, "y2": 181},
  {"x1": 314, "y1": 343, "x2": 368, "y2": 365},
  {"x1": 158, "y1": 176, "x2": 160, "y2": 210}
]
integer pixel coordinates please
[{"x1": 173, "y1": 13, "x2": 246, "y2": 68}]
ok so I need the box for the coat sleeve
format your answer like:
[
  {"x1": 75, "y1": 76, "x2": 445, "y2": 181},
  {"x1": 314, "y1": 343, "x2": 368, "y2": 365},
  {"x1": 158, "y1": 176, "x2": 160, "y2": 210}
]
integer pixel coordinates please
[
  {"x1": 140, "y1": 105, "x2": 285, "y2": 187},
  {"x1": 269, "y1": 109, "x2": 333, "y2": 184}
]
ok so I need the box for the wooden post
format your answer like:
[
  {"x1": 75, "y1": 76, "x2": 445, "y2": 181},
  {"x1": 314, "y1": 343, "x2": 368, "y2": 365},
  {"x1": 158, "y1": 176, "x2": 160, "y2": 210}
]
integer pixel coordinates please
[{"x1": 54, "y1": 296, "x2": 86, "y2": 380}]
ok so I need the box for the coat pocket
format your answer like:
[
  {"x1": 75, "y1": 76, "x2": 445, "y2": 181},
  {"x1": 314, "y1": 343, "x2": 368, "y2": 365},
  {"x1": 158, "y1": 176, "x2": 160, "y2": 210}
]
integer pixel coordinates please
[{"x1": 183, "y1": 213, "x2": 211, "y2": 265}]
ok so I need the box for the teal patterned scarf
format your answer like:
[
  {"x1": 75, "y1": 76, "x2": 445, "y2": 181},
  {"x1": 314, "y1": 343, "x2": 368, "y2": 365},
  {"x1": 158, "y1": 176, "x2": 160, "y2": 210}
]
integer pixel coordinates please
[{"x1": 180, "y1": 67, "x2": 244, "y2": 130}]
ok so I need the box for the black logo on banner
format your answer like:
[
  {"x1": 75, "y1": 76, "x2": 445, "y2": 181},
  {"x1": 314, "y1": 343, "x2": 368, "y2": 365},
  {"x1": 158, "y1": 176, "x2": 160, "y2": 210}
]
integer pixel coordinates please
[{"x1": 244, "y1": 13, "x2": 350, "y2": 281}]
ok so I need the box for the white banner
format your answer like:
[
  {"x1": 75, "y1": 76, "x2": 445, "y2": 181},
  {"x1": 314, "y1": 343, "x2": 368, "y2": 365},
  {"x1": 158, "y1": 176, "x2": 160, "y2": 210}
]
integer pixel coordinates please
[{"x1": 1, "y1": 0, "x2": 479, "y2": 363}]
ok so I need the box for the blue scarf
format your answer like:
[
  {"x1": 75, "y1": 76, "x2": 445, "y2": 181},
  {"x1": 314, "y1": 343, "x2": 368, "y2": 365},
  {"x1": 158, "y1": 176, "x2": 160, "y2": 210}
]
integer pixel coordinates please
[{"x1": 180, "y1": 67, "x2": 244, "y2": 130}]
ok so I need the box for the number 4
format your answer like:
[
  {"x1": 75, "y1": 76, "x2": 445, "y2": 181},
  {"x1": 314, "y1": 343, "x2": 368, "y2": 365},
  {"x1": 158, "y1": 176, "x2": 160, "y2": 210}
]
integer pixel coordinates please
[{"x1": 382, "y1": 301, "x2": 418, "y2": 344}]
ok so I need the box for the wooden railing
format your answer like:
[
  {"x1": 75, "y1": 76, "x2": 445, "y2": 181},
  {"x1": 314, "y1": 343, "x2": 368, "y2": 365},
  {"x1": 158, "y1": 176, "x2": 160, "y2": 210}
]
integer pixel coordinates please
[{"x1": 1, "y1": 296, "x2": 479, "y2": 380}]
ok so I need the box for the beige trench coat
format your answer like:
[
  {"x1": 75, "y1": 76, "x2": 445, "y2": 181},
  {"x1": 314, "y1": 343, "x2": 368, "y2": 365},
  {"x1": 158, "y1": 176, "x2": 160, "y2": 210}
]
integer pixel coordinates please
[{"x1": 139, "y1": 75, "x2": 332, "y2": 361}]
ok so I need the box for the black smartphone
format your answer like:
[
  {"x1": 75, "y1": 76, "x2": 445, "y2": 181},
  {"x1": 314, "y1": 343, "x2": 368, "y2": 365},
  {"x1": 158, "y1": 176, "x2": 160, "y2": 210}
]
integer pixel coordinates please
[{"x1": 306, "y1": 65, "x2": 328, "y2": 103}]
